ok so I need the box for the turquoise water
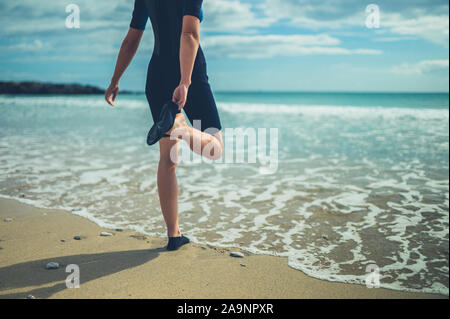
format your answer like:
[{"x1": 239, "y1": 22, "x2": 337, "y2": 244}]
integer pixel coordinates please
[
  {"x1": 215, "y1": 92, "x2": 449, "y2": 108},
  {"x1": 0, "y1": 92, "x2": 448, "y2": 295}
]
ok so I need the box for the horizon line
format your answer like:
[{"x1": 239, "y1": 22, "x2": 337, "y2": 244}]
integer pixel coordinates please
[{"x1": 0, "y1": 80, "x2": 448, "y2": 95}]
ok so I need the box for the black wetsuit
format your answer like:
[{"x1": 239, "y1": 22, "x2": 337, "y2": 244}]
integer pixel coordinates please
[{"x1": 130, "y1": 0, "x2": 222, "y2": 133}]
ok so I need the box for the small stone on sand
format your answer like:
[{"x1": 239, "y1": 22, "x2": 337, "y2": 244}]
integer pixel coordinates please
[
  {"x1": 100, "y1": 232, "x2": 113, "y2": 237},
  {"x1": 3, "y1": 218, "x2": 13, "y2": 222},
  {"x1": 45, "y1": 262, "x2": 59, "y2": 270},
  {"x1": 130, "y1": 234, "x2": 147, "y2": 240},
  {"x1": 27, "y1": 295, "x2": 35, "y2": 299},
  {"x1": 230, "y1": 251, "x2": 244, "y2": 258},
  {"x1": 73, "y1": 236, "x2": 82, "y2": 240}
]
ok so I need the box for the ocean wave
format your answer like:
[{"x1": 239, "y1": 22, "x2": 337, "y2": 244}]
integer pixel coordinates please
[
  {"x1": 0, "y1": 95, "x2": 147, "y2": 110},
  {"x1": 1, "y1": 96, "x2": 449, "y2": 121},
  {"x1": 218, "y1": 103, "x2": 449, "y2": 120}
]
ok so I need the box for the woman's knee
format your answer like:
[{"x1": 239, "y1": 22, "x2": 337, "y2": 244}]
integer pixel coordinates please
[
  {"x1": 159, "y1": 157, "x2": 178, "y2": 171},
  {"x1": 205, "y1": 133, "x2": 224, "y2": 160},
  {"x1": 159, "y1": 138, "x2": 179, "y2": 168}
]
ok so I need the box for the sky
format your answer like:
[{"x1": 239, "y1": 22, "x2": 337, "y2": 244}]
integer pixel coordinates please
[{"x1": 0, "y1": 0, "x2": 448, "y2": 92}]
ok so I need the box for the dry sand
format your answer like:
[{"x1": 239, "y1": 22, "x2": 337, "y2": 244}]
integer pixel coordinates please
[{"x1": 0, "y1": 198, "x2": 445, "y2": 299}]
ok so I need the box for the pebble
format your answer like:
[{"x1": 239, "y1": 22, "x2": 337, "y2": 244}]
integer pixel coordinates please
[
  {"x1": 100, "y1": 232, "x2": 113, "y2": 237},
  {"x1": 19, "y1": 193, "x2": 26, "y2": 198},
  {"x1": 27, "y1": 295, "x2": 36, "y2": 299},
  {"x1": 240, "y1": 264, "x2": 246, "y2": 267},
  {"x1": 73, "y1": 236, "x2": 82, "y2": 240},
  {"x1": 45, "y1": 262, "x2": 60, "y2": 270},
  {"x1": 322, "y1": 235, "x2": 329, "y2": 240},
  {"x1": 230, "y1": 251, "x2": 244, "y2": 258},
  {"x1": 130, "y1": 234, "x2": 147, "y2": 240},
  {"x1": 115, "y1": 228, "x2": 123, "y2": 232},
  {"x1": 60, "y1": 239, "x2": 66, "y2": 242},
  {"x1": 3, "y1": 218, "x2": 13, "y2": 222}
]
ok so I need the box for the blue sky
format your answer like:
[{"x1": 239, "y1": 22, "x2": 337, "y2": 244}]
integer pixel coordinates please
[{"x1": 0, "y1": 0, "x2": 448, "y2": 92}]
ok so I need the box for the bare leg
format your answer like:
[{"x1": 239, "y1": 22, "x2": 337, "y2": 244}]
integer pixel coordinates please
[
  {"x1": 167, "y1": 113, "x2": 224, "y2": 160},
  {"x1": 158, "y1": 113, "x2": 223, "y2": 246},
  {"x1": 157, "y1": 137, "x2": 181, "y2": 237}
]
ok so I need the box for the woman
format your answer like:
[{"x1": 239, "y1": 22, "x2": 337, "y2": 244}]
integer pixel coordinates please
[{"x1": 105, "y1": 0, "x2": 224, "y2": 251}]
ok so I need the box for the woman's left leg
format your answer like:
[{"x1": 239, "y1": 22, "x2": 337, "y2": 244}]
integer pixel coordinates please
[
  {"x1": 157, "y1": 136, "x2": 191, "y2": 250},
  {"x1": 157, "y1": 137, "x2": 181, "y2": 237}
]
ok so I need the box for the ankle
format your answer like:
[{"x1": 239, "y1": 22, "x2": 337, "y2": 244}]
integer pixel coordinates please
[{"x1": 168, "y1": 229, "x2": 181, "y2": 237}]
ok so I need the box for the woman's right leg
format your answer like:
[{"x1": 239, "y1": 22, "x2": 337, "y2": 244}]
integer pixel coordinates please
[{"x1": 168, "y1": 113, "x2": 224, "y2": 160}]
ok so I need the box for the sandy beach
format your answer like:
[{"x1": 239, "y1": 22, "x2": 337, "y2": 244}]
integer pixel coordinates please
[{"x1": 0, "y1": 198, "x2": 445, "y2": 299}]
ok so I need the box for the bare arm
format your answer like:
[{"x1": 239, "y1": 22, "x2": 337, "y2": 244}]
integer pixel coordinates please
[
  {"x1": 172, "y1": 15, "x2": 200, "y2": 110},
  {"x1": 105, "y1": 28, "x2": 144, "y2": 106}
]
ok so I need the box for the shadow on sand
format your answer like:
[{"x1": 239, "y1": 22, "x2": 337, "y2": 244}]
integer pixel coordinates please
[{"x1": 0, "y1": 247, "x2": 166, "y2": 298}]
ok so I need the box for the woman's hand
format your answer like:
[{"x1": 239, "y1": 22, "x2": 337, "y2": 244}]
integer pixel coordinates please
[
  {"x1": 105, "y1": 82, "x2": 119, "y2": 107},
  {"x1": 172, "y1": 83, "x2": 189, "y2": 110}
]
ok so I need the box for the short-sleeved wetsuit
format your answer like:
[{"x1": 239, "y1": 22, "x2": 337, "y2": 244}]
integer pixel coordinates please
[{"x1": 130, "y1": 0, "x2": 222, "y2": 133}]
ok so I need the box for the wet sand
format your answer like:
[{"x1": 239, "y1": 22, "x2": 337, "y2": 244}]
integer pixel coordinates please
[{"x1": 0, "y1": 198, "x2": 445, "y2": 299}]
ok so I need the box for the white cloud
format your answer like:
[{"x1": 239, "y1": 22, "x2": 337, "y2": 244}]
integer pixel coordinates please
[
  {"x1": 202, "y1": 0, "x2": 274, "y2": 32},
  {"x1": 391, "y1": 59, "x2": 449, "y2": 75},
  {"x1": 2, "y1": 39, "x2": 48, "y2": 52},
  {"x1": 372, "y1": 36, "x2": 417, "y2": 42},
  {"x1": 261, "y1": 0, "x2": 449, "y2": 46},
  {"x1": 0, "y1": 0, "x2": 444, "y2": 63},
  {"x1": 0, "y1": 0, "x2": 133, "y2": 36},
  {"x1": 382, "y1": 13, "x2": 449, "y2": 46},
  {"x1": 203, "y1": 34, "x2": 382, "y2": 58},
  {"x1": 260, "y1": 0, "x2": 368, "y2": 29}
]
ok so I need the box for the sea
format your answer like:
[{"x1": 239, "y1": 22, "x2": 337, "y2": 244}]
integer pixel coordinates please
[{"x1": 0, "y1": 91, "x2": 448, "y2": 295}]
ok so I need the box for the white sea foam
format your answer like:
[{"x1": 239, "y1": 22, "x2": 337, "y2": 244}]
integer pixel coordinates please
[
  {"x1": 218, "y1": 102, "x2": 449, "y2": 120},
  {"x1": 0, "y1": 95, "x2": 147, "y2": 110}
]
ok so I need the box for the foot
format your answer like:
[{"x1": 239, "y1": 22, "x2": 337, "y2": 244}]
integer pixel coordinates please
[
  {"x1": 166, "y1": 234, "x2": 190, "y2": 251},
  {"x1": 166, "y1": 113, "x2": 188, "y2": 136}
]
